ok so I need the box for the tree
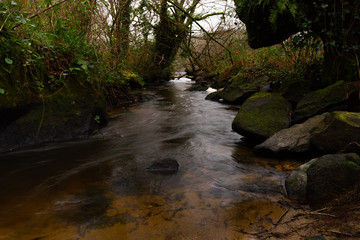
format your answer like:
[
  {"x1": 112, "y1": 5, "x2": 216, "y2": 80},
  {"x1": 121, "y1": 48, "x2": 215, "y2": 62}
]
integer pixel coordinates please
[
  {"x1": 145, "y1": 0, "x2": 201, "y2": 82},
  {"x1": 233, "y1": 0, "x2": 360, "y2": 85}
]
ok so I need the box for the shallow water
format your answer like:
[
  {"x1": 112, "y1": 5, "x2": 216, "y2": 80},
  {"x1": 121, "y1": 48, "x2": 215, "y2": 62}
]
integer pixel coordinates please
[{"x1": 0, "y1": 81, "x2": 300, "y2": 240}]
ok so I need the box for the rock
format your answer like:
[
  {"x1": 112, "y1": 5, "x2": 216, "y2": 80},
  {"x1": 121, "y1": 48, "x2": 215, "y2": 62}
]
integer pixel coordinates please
[
  {"x1": 205, "y1": 83, "x2": 258, "y2": 105},
  {"x1": 281, "y1": 79, "x2": 312, "y2": 106},
  {"x1": 232, "y1": 92, "x2": 292, "y2": 142},
  {"x1": 255, "y1": 111, "x2": 360, "y2": 155},
  {"x1": 285, "y1": 158, "x2": 318, "y2": 202},
  {"x1": 293, "y1": 81, "x2": 357, "y2": 123},
  {"x1": 307, "y1": 153, "x2": 360, "y2": 208},
  {"x1": 0, "y1": 88, "x2": 107, "y2": 153},
  {"x1": 146, "y1": 158, "x2": 180, "y2": 174},
  {"x1": 254, "y1": 113, "x2": 329, "y2": 155},
  {"x1": 310, "y1": 111, "x2": 360, "y2": 153},
  {"x1": 219, "y1": 83, "x2": 258, "y2": 104},
  {"x1": 205, "y1": 91, "x2": 222, "y2": 101},
  {"x1": 340, "y1": 142, "x2": 360, "y2": 155}
]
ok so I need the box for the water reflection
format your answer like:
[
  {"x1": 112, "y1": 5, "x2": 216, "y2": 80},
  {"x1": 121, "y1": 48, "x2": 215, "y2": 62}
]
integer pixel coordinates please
[{"x1": 0, "y1": 81, "x2": 301, "y2": 239}]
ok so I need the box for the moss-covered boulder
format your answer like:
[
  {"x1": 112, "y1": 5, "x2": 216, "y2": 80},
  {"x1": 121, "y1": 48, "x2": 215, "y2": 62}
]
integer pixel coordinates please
[
  {"x1": 307, "y1": 153, "x2": 360, "y2": 208},
  {"x1": 292, "y1": 81, "x2": 357, "y2": 123},
  {"x1": 311, "y1": 111, "x2": 360, "y2": 153},
  {"x1": 220, "y1": 83, "x2": 258, "y2": 104},
  {"x1": 0, "y1": 87, "x2": 107, "y2": 152},
  {"x1": 232, "y1": 92, "x2": 292, "y2": 141},
  {"x1": 255, "y1": 111, "x2": 360, "y2": 155}
]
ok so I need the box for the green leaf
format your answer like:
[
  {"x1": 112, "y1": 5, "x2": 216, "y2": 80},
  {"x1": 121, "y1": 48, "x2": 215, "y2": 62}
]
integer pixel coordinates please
[
  {"x1": 94, "y1": 115, "x2": 100, "y2": 124},
  {"x1": 5, "y1": 58, "x2": 13, "y2": 65},
  {"x1": 321, "y1": 3, "x2": 328, "y2": 9},
  {"x1": 0, "y1": 88, "x2": 5, "y2": 94}
]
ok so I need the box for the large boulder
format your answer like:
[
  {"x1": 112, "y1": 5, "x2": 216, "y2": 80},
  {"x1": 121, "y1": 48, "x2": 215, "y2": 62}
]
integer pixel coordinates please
[
  {"x1": 232, "y1": 92, "x2": 292, "y2": 142},
  {"x1": 306, "y1": 153, "x2": 360, "y2": 208},
  {"x1": 292, "y1": 81, "x2": 357, "y2": 123},
  {"x1": 255, "y1": 111, "x2": 360, "y2": 155},
  {"x1": 311, "y1": 111, "x2": 360, "y2": 153},
  {"x1": 0, "y1": 88, "x2": 107, "y2": 152},
  {"x1": 254, "y1": 113, "x2": 329, "y2": 155}
]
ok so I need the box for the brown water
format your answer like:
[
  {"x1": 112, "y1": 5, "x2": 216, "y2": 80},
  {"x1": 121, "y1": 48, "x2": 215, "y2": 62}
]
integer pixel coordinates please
[{"x1": 0, "y1": 81, "x2": 300, "y2": 240}]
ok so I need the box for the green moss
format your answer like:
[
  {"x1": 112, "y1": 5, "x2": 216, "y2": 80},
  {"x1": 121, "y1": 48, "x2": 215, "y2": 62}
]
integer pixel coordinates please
[
  {"x1": 293, "y1": 81, "x2": 354, "y2": 122},
  {"x1": 333, "y1": 111, "x2": 360, "y2": 128},
  {"x1": 344, "y1": 160, "x2": 360, "y2": 171},
  {"x1": 232, "y1": 92, "x2": 291, "y2": 140}
]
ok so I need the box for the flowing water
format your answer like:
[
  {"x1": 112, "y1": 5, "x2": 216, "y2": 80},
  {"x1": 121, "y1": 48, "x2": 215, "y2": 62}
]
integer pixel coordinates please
[{"x1": 0, "y1": 80, "x2": 300, "y2": 240}]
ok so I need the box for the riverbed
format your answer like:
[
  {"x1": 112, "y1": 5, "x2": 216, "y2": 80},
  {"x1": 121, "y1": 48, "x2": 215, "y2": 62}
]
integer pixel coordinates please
[{"x1": 0, "y1": 80, "x2": 300, "y2": 239}]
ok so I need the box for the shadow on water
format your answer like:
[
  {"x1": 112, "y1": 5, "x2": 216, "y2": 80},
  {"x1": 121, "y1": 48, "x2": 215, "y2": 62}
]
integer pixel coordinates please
[{"x1": 0, "y1": 81, "x2": 302, "y2": 240}]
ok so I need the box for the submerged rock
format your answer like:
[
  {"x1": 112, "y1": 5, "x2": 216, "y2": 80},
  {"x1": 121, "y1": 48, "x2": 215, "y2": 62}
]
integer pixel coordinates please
[
  {"x1": 146, "y1": 158, "x2": 180, "y2": 174},
  {"x1": 232, "y1": 92, "x2": 292, "y2": 142},
  {"x1": 255, "y1": 111, "x2": 360, "y2": 155}
]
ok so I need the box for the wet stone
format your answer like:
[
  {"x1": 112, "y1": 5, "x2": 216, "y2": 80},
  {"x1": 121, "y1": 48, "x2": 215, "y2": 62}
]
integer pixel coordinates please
[{"x1": 146, "y1": 158, "x2": 180, "y2": 174}]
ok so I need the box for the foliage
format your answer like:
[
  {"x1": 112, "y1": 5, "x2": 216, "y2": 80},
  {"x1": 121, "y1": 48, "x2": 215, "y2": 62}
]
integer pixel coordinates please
[
  {"x1": 0, "y1": 0, "x2": 144, "y2": 110},
  {"x1": 234, "y1": 0, "x2": 360, "y2": 83}
]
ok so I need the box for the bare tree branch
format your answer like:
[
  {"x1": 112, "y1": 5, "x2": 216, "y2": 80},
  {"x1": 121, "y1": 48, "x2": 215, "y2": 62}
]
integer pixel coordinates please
[
  {"x1": 167, "y1": 0, "x2": 234, "y2": 64},
  {"x1": 12, "y1": 0, "x2": 69, "y2": 29}
]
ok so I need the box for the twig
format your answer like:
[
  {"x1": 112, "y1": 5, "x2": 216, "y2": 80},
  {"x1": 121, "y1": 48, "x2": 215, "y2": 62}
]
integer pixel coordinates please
[
  {"x1": 0, "y1": 12, "x2": 12, "y2": 32},
  {"x1": 320, "y1": 230, "x2": 352, "y2": 237},
  {"x1": 275, "y1": 209, "x2": 289, "y2": 226},
  {"x1": 308, "y1": 208, "x2": 336, "y2": 218},
  {"x1": 12, "y1": 0, "x2": 69, "y2": 29}
]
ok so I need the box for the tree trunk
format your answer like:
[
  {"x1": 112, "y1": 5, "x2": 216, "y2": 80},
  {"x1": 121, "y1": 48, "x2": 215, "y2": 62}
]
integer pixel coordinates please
[
  {"x1": 145, "y1": 0, "x2": 199, "y2": 83},
  {"x1": 115, "y1": 0, "x2": 131, "y2": 65}
]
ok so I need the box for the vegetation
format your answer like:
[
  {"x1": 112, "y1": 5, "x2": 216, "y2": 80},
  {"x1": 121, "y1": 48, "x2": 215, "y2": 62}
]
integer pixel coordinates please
[
  {"x1": 1, "y1": 0, "x2": 358, "y2": 145},
  {"x1": 234, "y1": 0, "x2": 360, "y2": 85}
]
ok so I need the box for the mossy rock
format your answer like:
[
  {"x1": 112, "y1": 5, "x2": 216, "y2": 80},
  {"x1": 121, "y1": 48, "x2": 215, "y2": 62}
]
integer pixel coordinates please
[
  {"x1": 0, "y1": 86, "x2": 107, "y2": 152},
  {"x1": 293, "y1": 81, "x2": 357, "y2": 123},
  {"x1": 307, "y1": 153, "x2": 360, "y2": 209},
  {"x1": 280, "y1": 78, "x2": 313, "y2": 106},
  {"x1": 205, "y1": 91, "x2": 222, "y2": 101},
  {"x1": 219, "y1": 83, "x2": 258, "y2": 104},
  {"x1": 232, "y1": 92, "x2": 292, "y2": 142},
  {"x1": 310, "y1": 111, "x2": 360, "y2": 153},
  {"x1": 205, "y1": 83, "x2": 258, "y2": 104},
  {"x1": 255, "y1": 111, "x2": 360, "y2": 156}
]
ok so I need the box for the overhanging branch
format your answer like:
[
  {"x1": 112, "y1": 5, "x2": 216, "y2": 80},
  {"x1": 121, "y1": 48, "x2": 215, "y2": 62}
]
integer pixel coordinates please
[{"x1": 167, "y1": 0, "x2": 234, "y2": 64}]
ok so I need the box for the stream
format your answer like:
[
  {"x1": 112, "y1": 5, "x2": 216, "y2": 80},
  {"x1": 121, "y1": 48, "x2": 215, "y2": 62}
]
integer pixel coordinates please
[{"x1": 0, "y1": 79, "x2": 300, "y2": 240}]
